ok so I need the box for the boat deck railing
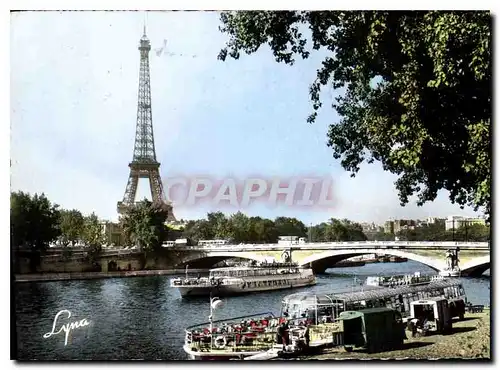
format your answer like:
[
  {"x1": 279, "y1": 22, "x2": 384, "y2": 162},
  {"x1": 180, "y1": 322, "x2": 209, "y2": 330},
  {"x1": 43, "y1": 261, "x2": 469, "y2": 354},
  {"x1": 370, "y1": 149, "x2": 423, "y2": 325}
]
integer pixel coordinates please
[
  {"x1": 171, "y1": 278, "x2": 215, "y2": 287},
  {"x1": 185, "y1": 312, "x2": 279, "y2": 353},
  {"x1": 370, "y1": 274, "x2": 444, "y2": 287},
  {"x1": 185, "y1": 332, "x2": 276, "y2": 353},
  {"x1": 186, "y1": 312, "x2": 277, "y2": 332}
]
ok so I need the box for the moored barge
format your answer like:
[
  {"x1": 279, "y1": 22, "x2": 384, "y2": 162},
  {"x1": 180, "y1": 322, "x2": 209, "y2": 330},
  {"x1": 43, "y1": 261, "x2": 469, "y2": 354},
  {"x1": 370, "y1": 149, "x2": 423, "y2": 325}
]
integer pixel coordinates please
[
  {"x1": 171, "y1": 262, "x2": 316, "y2": 298},
  {"x1": 182, "y1": 278, "x2": 468, "y2": 359}
]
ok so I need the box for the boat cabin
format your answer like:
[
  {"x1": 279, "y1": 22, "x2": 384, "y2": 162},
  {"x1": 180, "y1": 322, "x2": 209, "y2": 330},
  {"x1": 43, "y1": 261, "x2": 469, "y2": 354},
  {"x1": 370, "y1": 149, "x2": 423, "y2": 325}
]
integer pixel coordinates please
[
  {"x1": 280, "y1": 278, "x2": 466, "y2": 323},
  {"x1": 209, "y1": 266, "x2": 301, "y2": 279}
]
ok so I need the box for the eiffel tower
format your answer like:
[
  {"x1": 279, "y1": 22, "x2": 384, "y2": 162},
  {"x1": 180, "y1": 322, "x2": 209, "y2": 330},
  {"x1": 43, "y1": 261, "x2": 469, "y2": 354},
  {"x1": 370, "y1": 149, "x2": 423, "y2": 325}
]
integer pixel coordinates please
[{"x1": 117, "y1": 26, "x2": 176, "y2": 222}]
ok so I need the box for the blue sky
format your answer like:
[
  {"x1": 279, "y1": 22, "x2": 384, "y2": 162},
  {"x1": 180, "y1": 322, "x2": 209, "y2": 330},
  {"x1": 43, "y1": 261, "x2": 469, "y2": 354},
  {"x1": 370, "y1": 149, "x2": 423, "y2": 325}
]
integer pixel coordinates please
[{"x1": 10, "y1": 10, "x2": 481, "y2": 225}]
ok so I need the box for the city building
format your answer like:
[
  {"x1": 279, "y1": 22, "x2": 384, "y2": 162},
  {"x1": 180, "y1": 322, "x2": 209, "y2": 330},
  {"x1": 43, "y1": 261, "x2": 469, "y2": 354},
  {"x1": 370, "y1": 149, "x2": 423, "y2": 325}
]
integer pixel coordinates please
[
  {"x1": 384, "y1": 220, "x2": 395, "y2": 234},
  {"x1": 416, "y1": 217, "x2": 446, "y2": 228},
  {"x1": 394, "y1": 219, "x2": 417, "y2": 233},
  {"x1": 100, "y1": 221, "x2": 125, "y2": 246},
  {"x1": 383, "y1": 219, "x2": 417, "y2": 234},
  {"x1": 360, "y1": 222, "x2": 379, "y2": 232},
  {"x1": 445, "y1": 216, "x2": 486, "y2": 231}
]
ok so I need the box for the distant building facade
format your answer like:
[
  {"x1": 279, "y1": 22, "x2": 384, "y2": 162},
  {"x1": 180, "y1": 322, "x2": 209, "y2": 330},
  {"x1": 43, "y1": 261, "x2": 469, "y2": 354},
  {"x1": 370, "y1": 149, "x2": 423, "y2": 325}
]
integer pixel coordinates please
[
  {"x1": 415, "y1": 217, "x2": 445, "y2": 228},
  {"x1": 384, "y1": 221, "x2": 395, "y2": 234},
  {"x1": 100, "y1": 221, "x2": 125, "y2": 246},
  {"x1": 360, "y1": 222, "x2": 379, "y2": 232},
  {"x1": 445, "y1": 216, "x2": 486, "y2": 231},
  {"x1": 384, "y1": 219, "x2": 417, "y2": 234}
]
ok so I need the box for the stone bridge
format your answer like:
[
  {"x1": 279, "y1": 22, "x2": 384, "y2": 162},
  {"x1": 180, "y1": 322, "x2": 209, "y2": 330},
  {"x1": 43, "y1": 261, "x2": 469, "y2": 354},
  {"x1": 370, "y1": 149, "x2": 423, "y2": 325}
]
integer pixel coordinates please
[{"x1": 168, "y1": 241, "x2": 490, "y2": 277}]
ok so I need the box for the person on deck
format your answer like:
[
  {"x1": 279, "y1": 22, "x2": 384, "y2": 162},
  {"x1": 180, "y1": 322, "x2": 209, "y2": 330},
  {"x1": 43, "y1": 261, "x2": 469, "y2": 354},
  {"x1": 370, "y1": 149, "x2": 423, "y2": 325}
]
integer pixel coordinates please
[{"x1": 276, "y1": 319, "x2": 290, "y2": 350}]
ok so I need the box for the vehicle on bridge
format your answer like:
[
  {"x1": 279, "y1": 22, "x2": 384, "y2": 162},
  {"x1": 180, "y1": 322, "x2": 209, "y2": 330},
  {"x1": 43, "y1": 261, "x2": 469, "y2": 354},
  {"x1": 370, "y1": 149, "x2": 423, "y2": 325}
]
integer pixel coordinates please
[
  {"x1": 171, "y1": 261, "x2": 316, "y2": 298},
  {"x1": 162, "y1": 238, "x2": 193, "y2": 248},
  {"x1": 277, "y1": 236, "x2": 306, "y2": 246},
  {"x1": 198, "y1": 239, "x2": 231, "y2": 246}
]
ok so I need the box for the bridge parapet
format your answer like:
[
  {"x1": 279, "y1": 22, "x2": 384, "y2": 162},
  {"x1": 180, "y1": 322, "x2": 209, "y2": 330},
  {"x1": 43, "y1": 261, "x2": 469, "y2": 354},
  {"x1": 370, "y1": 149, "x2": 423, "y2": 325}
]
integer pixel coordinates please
[
  {"x1": 166, "y1": 244, "x2": 490, "y2": 275},
  {"x1": 170, "y1": 241, "x2": 489, "y2": 252}
]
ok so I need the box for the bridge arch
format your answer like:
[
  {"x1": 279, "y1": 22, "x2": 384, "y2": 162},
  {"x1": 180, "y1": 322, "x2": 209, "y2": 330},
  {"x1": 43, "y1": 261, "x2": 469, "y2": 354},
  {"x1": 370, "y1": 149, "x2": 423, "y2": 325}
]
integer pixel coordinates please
[
  {"x1": 299, "y1": 249, "x2": 446, "y2": 274},
  {"x1": 461, "y1": 256, "x2": 490, "y2": 277},
  {"x1": 173, "y1": 251, "x2": 268, "y2": 269}
]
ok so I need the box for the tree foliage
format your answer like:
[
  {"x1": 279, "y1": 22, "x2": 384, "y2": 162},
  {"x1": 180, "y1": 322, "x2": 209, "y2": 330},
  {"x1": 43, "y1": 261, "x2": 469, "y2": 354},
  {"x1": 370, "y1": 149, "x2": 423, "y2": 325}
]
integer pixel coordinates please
[
  {"x1": 59, "y1": 209, "x2": 85, "y2": 247},
  {"x1": 324, "y1": 218, "x2": 368, "y2": 241},
  {"x1": 274, "y1": 217, "x2": 307, "y2": 238},
  {"x1": 250, "y1": 216, "x2": 279, "y2": 243},
  {"x1": 183, "y1": 219, "x2": 214, "y2": 242},
  {"x1": 10, "y1": 191, "x2": 61, "y2": 272},
  {"x1": 218, "y1": 11, "x2": 491, "y2": 218},
  {"x1": 119, "y1": 199, "x2": 170, "y2": 253},
  {"x1": 181, "y1": 212, "x2": 368, "y2": 243},
  {"x1": 82, "y1": 212, "x2": 106, "y2": 265},
  {"x1": 369, "y1": 231, "x2": 396, "y2": 241},
  {"x1": 308, "y1": 219, "x2": 368, "y2": 242},
  {"x1": 396, "y1": 222, "x2": 489, "y2": 241},
  {"x1": 10, "y1": 191, "x2": 61, "y2": 251}
]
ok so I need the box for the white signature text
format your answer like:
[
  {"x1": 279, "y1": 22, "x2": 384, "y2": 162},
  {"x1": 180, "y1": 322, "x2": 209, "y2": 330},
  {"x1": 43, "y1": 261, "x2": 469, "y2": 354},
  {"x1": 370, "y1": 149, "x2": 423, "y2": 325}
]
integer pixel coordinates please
[{"x1": 43, "y1": 310, "x2": 90, "y2": 346}]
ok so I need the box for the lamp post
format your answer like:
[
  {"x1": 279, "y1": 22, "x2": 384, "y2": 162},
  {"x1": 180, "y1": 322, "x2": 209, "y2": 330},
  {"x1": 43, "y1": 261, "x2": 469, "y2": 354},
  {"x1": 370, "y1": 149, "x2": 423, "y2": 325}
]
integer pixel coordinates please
[{"x1": 209, "y1": 295, "x2": 223, "y2": 350}]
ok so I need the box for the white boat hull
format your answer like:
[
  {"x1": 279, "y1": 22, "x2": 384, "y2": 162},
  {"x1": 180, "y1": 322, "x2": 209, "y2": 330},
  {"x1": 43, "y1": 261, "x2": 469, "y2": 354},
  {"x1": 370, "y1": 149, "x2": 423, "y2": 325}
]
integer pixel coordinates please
[
  {"x1": 176, "y1": 277, "x2": 316, "y2": 297},
  {"x1": 439, "y1": 270, "x2": 461, "y2": 277},
  {"x1": 183, "y1": 344, "x2": 263, "y2": 360}
]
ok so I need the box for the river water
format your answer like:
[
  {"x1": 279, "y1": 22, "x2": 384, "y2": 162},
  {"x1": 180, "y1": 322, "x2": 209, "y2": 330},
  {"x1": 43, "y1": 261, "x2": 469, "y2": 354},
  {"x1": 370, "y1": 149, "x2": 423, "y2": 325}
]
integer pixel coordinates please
[{"x1": 14, "y1": 261, "x2": 490, "y2": 360}]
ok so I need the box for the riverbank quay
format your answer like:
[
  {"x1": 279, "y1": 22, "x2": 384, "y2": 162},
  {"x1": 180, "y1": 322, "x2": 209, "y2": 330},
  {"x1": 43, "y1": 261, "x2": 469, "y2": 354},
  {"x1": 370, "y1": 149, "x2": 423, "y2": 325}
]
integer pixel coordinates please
[
  {"x1": 14, "y1": 268, "x2": 209, "y2": 283},
  {"x1": 295, "y1": 310, "x2": 490, "y2": 360}
]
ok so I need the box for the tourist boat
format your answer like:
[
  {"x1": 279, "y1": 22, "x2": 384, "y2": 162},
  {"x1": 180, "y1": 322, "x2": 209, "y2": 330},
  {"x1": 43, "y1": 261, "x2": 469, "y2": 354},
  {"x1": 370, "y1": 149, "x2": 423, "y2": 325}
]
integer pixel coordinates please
[
  {"x1": 275, "y1": 278, "x2": 468, "y2": 351},
  {"x1": 281, "y1": 278, "x2": 467, "y2": 324},
  {"x1": 365, "y1": 272, "x2": 444, "y2": 287},
  {"x1": 171, "y1": 261, "x2": 316, "y2": 298},
  {"x1": 439, "y1": 269, "x2": 461, "y2": 277},
  {"x1": 183, "y1": 311, "x2": 282, "y2": 360},
  {"x1": 183, "y1": 296, "x2": 283, "y2": 360},
  {"x1": 182, "y1": 277, "x2": 468, "y2": 359}
]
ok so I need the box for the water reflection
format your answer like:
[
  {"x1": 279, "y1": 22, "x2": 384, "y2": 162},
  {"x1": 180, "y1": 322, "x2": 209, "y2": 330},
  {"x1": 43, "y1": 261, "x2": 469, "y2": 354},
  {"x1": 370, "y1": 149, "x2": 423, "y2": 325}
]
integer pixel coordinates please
[{"x1": 15, "y1": 261, "x2": 490, "y2": 360}]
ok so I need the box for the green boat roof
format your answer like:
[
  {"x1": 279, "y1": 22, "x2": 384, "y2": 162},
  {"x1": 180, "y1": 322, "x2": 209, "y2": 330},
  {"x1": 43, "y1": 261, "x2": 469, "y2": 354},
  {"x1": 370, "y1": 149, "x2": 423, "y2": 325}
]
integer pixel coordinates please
[{"x1": 339, "y1": 307, "x2": 397, "y2": 319}]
